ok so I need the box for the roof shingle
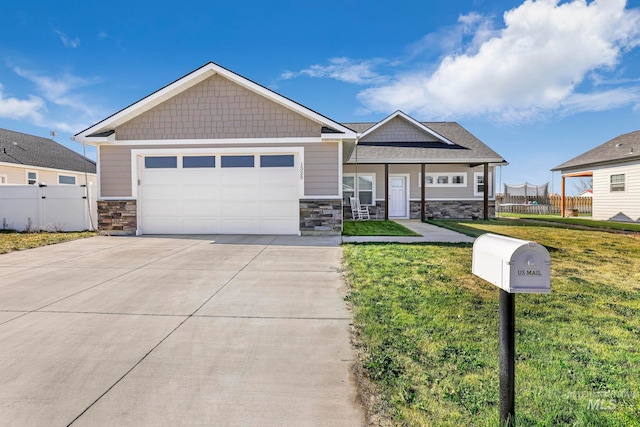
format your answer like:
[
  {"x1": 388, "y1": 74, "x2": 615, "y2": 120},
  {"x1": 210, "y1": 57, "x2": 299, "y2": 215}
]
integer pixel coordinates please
[
  {"x1": 552, "y1": 130, "x2": 640, "y2": 172},
  {"x1": 0, "y1": 128, "x2": 96, "y2": 174},
  {"x1": 341, "y1": 121, "x2": 505, "y2": 164}
]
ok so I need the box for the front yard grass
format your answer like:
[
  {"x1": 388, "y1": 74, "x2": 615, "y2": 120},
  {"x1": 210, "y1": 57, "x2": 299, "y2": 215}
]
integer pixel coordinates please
[
  {"x1": 343, "y1": 220, "x2": 420, "y2": 236},
  {"x1": 495, "y1": 213, "x2": 640, "y2": 233},
  {"x1": 0, "y1": 231, "x2": 96, "y2": 254},
  {"x1": 343, "y1": 222, "x2": 640, "y2": 426}
]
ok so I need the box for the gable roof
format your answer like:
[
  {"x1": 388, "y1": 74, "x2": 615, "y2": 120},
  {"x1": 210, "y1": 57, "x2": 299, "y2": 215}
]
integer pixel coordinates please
[
  {"x1": 75, "y1": 62, "x2": 356, "y2": 143},
  {"x1": 0, "y1": 128, "x2": 96, "y2": 174},
  {"x1": 342, "y1": 121, "x2": 506, "y2": 164},
  {"x1": 552, "y1": 130, "x2": 640, "y2": 172},
  {"x1": 359, "y1": 111, "x2": 455, "y2": 145}
]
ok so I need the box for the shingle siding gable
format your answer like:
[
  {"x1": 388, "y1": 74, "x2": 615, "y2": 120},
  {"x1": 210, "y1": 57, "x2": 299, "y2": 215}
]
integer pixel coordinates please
[{"x1": 115, "y1": 74, "x2": 321, "y2": 140}]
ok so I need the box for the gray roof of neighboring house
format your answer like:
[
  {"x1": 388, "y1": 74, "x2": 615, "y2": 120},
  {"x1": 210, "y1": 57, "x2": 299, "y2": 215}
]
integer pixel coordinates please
[
  {"x1": 552, "y1": 130, "x2": 640, "y2": 172},
  {"x1": 342, "y1": 121, "x2": 506, "y2": 164},
  {"x1": 0, "y1": 128, "x2": 96, "y2": 174}
]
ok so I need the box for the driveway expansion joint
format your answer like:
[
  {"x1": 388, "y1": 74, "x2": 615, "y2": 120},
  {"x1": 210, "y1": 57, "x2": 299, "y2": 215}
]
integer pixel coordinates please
[{"x1": 67, "y1": 235, "x2": 278, "y2": 426}]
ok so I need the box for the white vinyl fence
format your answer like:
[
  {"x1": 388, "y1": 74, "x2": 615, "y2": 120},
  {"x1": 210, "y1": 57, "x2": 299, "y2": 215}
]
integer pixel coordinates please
[{"x1": 0, "y1": 184, "x2": 97, "y2": 232}]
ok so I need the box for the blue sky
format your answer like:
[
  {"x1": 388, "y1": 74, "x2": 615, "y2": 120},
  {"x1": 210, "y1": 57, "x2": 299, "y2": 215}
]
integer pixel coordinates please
[{"x1": 2, "y1": 0, "x2": 640, "y2": 194}]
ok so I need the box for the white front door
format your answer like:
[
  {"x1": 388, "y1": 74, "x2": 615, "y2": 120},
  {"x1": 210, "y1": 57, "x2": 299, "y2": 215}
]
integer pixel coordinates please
[{"x1": 388, "y1": 176, "x2": 407, "y2": 218}]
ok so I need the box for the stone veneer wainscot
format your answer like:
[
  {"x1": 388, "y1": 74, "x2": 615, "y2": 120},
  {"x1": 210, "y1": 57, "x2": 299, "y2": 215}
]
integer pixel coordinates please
[
  {"x1": 410, "y1": 200, "x2": 495, "y2": 219},
  {"x1": 97, "y1": 200, "x2": 137, "y2": 235},
  {"x1": 299, "y1": 199, "x2": 342, "y2": 235}
]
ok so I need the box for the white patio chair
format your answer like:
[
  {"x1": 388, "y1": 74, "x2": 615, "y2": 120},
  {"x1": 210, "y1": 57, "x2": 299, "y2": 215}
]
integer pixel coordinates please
[{"x1": 350, "y1": 196, "x2": 370, "y2": 220}]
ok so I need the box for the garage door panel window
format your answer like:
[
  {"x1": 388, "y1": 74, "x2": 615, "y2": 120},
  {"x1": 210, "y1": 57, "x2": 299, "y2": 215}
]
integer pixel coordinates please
[
  {"x1": 145, "y1": 156, "x2": 177, "y2": 168},
  {"x1": 183, "y1": 156, "x2": 215, "y2": 168},
  {"x1": 260, "y1": 154, "x2": 295, "y2": 167},
  {"x1": 221, "y1": 155, "x2": 254, "y2": 168}
]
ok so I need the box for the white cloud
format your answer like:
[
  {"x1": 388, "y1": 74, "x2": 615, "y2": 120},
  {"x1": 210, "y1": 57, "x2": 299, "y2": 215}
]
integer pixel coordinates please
[
  {"x1": 562, "y1": 87, "x2": 640, "y2": 114},
  {"x1": 281, "y1": 57, "x2": 388, "y2": 85},
  {"x1": 0, "y1": 83, "x2": 45, "y2": 121},
  {"x1": 358, "y1": 0, "x2": 640, "y2": 122},
  {"x1": 14, "y1": 67, "x2": 97, "y2": 116},
  {"x1": 56, "y1": 30, "x2": 80, "y2": 48}
]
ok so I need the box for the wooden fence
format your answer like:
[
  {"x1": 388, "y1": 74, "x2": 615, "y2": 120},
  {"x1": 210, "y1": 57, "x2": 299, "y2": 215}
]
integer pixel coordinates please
[{"x1": 496, "y1": 195, "x2": 592, "y2": 214}]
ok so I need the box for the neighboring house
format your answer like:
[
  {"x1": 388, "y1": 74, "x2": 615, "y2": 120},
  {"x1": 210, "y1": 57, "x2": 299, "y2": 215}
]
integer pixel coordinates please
[
  {"x1": 74, "y1": 62, "x2": 506, "y2": 236},
  {"x1": 552, "y1": 130, "x2": 640, "y2": 222},
  {"x1": 0, "y1": 128, "x2": 96, "y2": 187}
]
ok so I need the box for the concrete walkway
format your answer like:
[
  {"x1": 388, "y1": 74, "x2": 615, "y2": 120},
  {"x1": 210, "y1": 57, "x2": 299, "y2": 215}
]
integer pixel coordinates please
[
  {"x1": 0, "y1": 235, "x2": 363, "y2": 426},
  {"x1": 342, "y1": 219, "x2": 475, "y2": 244}
]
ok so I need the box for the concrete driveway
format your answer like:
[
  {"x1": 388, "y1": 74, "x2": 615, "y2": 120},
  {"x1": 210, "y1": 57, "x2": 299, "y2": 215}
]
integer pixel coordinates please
[{"x1": 0, "y1": 235, "x2": 364, "y2": 426}]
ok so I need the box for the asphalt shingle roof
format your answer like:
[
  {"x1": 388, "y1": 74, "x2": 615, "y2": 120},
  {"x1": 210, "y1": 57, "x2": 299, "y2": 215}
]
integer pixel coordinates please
[
  {"x1": 341, "y1": 121, "x2": 506, "y2": 164},
  {"x1": 552, "y1": 130, "x2": 640, "y2": 172},
  {"x1": 0, "y1": 128, "x2": 96, "y2": 173}
]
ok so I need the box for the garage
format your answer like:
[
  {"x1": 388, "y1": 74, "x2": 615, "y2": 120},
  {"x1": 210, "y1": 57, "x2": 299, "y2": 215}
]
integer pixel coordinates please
[{"x1": 138, "y1": 150, "x2": 301, "y2": 234}]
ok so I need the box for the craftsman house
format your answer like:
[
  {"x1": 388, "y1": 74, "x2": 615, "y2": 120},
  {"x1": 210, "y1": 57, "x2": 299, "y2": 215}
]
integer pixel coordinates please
[{"x1": 74, "y1": 62, "x2": 506, "y2": 235}]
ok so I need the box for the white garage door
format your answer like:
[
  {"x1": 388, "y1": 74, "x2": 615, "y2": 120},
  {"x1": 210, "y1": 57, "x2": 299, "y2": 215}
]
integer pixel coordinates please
[{"x1": 139, "y1": 153, "x2": 300, "y2": 234}]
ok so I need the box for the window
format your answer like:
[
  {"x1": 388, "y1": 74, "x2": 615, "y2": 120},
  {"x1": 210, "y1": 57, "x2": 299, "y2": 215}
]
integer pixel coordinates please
[
  {"x1": 474, "y1": 172, "x2": 493, "y2": 196},
  {"x1": 58, "y1": 175, "x2": 76, "y2": 185},
  {"x1": 452, "y1": 174, "x2": 465, "y2": 185},
  {"x1": 183, "y1": 156, "x2": 215, "y2": 168},
  {"x1": 145, "y1": 157, "x2": 177, "y2": 168},
  {"x1": 0, "y1": 175, "x2": 7, "y2": 184},
  {"x1": 260, "y1": 154, "x2": 294, "y2": 167},
  {"x1": 610, "y1": 174, "x2": 625, "y2": 192},
  {"x1": 27, "y1": 171, "x2": 37, "y2": 185},
  {"x1": 343, "y1": 174, "x2": 375, "y2": 205},
  {"x1": 221, "y1": 155, "x2": 254, "y2": 168},
  {"x1": 422, "y1": 173, "x2": 466, "y2": 187}
]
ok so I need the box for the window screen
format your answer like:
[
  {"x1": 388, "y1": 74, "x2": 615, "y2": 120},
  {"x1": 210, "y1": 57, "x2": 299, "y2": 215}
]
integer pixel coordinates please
[{"x1": 610, "y1": 174, "x2": 625, "y2": 192}]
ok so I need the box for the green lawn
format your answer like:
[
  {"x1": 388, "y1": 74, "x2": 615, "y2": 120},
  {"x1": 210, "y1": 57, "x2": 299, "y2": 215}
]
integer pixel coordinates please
[
  {"x1": 0, "y1": 231, "x2": 96, "y2": 254},
  {"x1": 343, "y1": 222, "x2": 640, "y2": 426},
  {"x1": 495, "y1": 213, "x2": 640, "y2": 233},
  {"x1": 343, "y1": 220, "x2": 421, "y2": 236}
]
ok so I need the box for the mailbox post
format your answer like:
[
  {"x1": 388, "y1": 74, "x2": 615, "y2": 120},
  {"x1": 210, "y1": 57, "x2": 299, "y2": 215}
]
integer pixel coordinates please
[{"x1": 472, "y1": 234, "x2": 551, "y2": 427}]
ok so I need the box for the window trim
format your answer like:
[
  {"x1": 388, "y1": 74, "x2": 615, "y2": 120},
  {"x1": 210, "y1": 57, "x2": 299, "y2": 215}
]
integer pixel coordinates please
[
  {"x1": 57, "y1": 174, "x2": 77, "y2": 185},
  {"x1": 610, "y1": 173, "x2": 625, "y2": 192},
  {"x1": 474, "y1": 172, "x2": 493, "y2": 197},
  {"x1": 27, "y1": 171, "x2": 38, "y2": 185},
  {"x1": 420, "y1": 172, "x2": 467, "y2": 188},
  {"x1": 343, "y1": 173, "x2": 376, "y2": 206}
]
